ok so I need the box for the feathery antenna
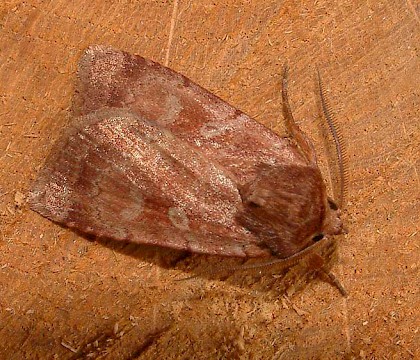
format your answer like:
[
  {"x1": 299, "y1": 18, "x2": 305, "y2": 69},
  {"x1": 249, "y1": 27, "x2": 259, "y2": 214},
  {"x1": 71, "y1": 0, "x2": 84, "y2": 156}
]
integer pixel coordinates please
[{"x1": 317, "y1": 69, "x2": 349, "y2": 208}]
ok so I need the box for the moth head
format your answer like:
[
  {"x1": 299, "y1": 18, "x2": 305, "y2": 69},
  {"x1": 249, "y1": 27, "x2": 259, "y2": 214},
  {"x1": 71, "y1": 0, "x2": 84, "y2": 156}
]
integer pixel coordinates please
[
  {"x1": 237, "y1": 164, "x2": 344, "y2": 257},
  {"x1": 322, "y1": 198, "x2": 344, "y2": 236}
]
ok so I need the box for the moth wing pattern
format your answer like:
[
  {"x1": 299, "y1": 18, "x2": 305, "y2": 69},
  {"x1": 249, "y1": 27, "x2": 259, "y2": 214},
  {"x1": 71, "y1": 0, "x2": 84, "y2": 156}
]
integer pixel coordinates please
[
  {"x1": 30, "y1": 108, "x2": 272, "y2": 257},
  {"x1": 74, "y1": 45, "x2": 307, "y2": 184},
  {"x1": 30, "y1": 45, "x2": 339, "y2": 260}
]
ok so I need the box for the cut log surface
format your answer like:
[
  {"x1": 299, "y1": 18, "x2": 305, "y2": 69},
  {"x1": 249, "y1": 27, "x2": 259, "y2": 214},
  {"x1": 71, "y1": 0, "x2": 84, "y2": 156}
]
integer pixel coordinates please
[{"x1": 0, "y1": 1, "x2": 418, "y2": 359}]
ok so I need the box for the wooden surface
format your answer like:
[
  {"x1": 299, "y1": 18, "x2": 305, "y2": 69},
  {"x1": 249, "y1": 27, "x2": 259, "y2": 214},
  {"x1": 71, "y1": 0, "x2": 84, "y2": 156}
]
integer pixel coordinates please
[{"x1": 0, "y1": 1, "x2": 418, "y2": 359}]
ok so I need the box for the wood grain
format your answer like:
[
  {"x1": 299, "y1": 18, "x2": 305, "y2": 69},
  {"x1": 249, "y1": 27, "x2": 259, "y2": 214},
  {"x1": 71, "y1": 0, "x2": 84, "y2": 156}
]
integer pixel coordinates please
[{"x1": 0, "y1": 1, "x2": 418, "y2": 358}]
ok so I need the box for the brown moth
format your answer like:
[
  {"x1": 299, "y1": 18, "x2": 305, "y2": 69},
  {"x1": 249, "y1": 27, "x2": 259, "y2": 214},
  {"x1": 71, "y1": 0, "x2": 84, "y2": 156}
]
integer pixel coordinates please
[{"x1": 29, "y1": 45, "x2": 347, "y2": 282}]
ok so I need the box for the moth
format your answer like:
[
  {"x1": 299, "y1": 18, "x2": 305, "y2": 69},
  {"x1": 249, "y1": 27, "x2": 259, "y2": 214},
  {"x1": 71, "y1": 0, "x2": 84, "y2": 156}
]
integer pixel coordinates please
[{"x1": 30, "y1": 45, "x2": 347, "y2": 288}]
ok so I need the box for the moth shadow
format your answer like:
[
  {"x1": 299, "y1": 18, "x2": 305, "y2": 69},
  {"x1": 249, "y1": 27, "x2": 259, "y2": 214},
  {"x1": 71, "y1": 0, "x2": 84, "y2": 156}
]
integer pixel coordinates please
[
  {"x1": 88, "y1": 234, "x2": 191, "y2": 268},
  {"x1": 94, "y1": 233, "x2": 342, "y2": 298},
  {"x1": 180, "y1": 240, "x2": 341, "y2": 299}
]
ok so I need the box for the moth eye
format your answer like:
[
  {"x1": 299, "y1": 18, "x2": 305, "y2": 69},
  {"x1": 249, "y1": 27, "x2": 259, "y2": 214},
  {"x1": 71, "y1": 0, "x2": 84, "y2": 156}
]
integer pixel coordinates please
[
  {"x1": 312, "y1": 234, "x2": 324, "y2": 242},
  {"x1": 327, "y1": 198, "x2": 338, "y2": 210}
]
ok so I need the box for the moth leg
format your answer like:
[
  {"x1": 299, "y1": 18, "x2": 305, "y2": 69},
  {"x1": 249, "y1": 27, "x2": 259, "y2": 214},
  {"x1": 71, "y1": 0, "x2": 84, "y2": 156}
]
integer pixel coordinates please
[
  {"x1": 282, "y1": 65, "x2": 318, "y2": 165},
  {"x1": 308, "y1": 253, "x2": 348, "y2": 297},
  {"x1": 321, "y1": 268, "x2": 348, "y2": 297}
]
